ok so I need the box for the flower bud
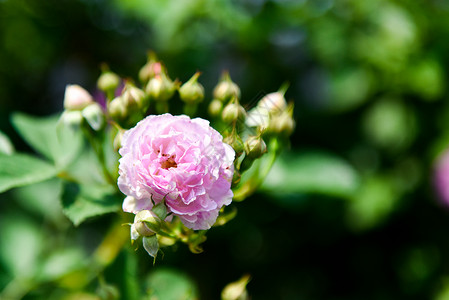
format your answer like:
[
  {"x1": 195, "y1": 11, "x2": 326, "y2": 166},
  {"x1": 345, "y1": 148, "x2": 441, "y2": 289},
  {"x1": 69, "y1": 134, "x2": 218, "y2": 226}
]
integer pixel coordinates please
[
  {"x1": 179, "y1": 72, "x2": 204, "y2": 104},
  {"x1": 82, "y1": 102, "x2": 105, "y2": 131},
  {"x1": 122, "y1": 84, "x2": 147, "y2": 111},
  {"x1": 64, "y1": 84, "x2": 94, "y2": 111},
  {"x1": 222, "y1": 100, "x2": 246, "y2": 124},
  {"x1": 108, "y1": 96, "x2": 127, "y2": 121},
  {"x1": 213, "y1": 72, "x2": 241, "y2": 103},
  {"x1": 146, "y1": 73, "x2": 176, "y2": 102},
  {"x1": 113, "y1": 130, "x2": 124, "y2": 151},
  {"x1": 223, "y1": 133, "x2": 244, "y2": 156},
  {"x1": 245, "y1": 106, "x2": 270, "y2": 129},
  {"x1": 97, "y1": 70, "x2": 120, "y2": 94},
  {"x1": 257, "y1": 91, "x2": 287, "y2": 115},
  {"x1": 244, "y1": 135, "x2": 267, "y2": 159},
  {"x1": 134, "y1": 221, "x2": 156, "y2": 237},
  {"x1": 60, "y1": 110, "x2": 83, "y2": 129},
  {"x1": 269, "y1": 103, "x2": 295, "y2": 136},
  {"x1": 221, "y1": 274, "x2": 251, "y2": 300},
  {"x1": 138, "y1": 52, "x2": 162, "y2": 83},
  {"x1": 208, "y1": 99, "x2": 223, "y2": 118},
  {"x1": 135, "y1": 210, "x2": 161, "y2": 234}
]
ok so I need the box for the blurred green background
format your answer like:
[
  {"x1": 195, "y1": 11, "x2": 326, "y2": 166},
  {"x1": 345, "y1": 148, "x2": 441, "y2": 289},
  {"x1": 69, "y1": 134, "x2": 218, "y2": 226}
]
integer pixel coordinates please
[{"x1": 2, "y1": 0, "x2": 449, "y2": 299}]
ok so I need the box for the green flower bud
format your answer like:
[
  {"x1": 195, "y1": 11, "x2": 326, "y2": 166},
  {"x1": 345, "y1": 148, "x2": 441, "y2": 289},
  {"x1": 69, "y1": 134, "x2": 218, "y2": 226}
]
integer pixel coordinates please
[
  {"x1": 60, "y1": 110, "x2": 83, "y2": 129},
  {"x1": 213, "y1": 72, "x2": 241, "y2": 103},
  {"x1": 221, "y1": 274, "x2": 251, "y2": 300},
  {"x1": 257, "y1": 91, "x2": 287, "y2": 115},
  {"x1": 268, "y1": 103, "x2": 295, "y2": 136},
  {"x1": 135, "y1": 210, "x2": 161, "y2": 235},
  {"x1": 222, "y1": 100, "x2": 246, "y2": 123},
  {"x1": 63, "y1": 84, "x2": 94, "y2": 111},
  {"x1": 179, "y1": 72, "x2": 204, "y2": 104},
  {"x1": 138, "y1": 51, "x2": 161, "y2": 83},
  {"x1": 146, "y1": 73, "x2": 177, "y2": 102},
  {"x1": 134, "y1": 221, "x2": 156, "y2": 237},
  {"x1": 122, "y1": 84, "x2": 147, "y2": 111},
  {"x1": 108, "y1": 96, "x2": 127, "y2": 121},
  {"x1": 223, "y1": 133, "x2": 244, "y2": 156},
  {"x1": 244, "y1": 135, "x2": 267, "y2": 159},
  {"x1": 113, "y1": 130, "x2": 124, "y2": 151},
  {"x1": 208, "y1": 99, "x2": 223, "y2": 118},
  {"x1": 82, "y1": 103, "x2": 105, "y2": 131},
  {"x1": 97, "y1": 70, "x2": 120, "y2": 94}
]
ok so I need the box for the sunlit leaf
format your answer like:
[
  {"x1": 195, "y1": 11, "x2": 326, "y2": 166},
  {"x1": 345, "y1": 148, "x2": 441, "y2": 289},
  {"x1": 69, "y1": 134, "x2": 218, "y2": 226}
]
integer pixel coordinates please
[
  {"x1": 61, "y1": 182, "x2": 122, "y2": 226},
  {"x1": 261, "y1": 150, "x2": 360, "y2": 198},
  {"x1": 0, "y1": 153, "x2": 57, "y2": 193},
  {"x1": 0, "y1": 214, "x2": 43, "y2": 277},
  {"x1": 11, "y1": 112, "x2": 83, "y2": 168}
]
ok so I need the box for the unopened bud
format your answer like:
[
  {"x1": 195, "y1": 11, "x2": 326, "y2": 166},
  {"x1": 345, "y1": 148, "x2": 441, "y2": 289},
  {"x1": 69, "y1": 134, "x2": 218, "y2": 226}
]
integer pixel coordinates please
[
  {"x1": 179, "y1": 72, "x2": 204, "y2": 104},
  {"x1": 224, "y1": 133, "x2": 244, "y2": 156},
  {"x1": 113, "y1": 130, "x2": 124, "y2": 151},
  {"x1": 244, "y1": 136, "x2": 267, "y2": 159},
  {"x1": 82, "y1": 103, "x2": 104, "y2": 131},
  {"x1": 208, "y1": 99, "x2": 223, "y2": 117},
  {"x1": 60, "y1": 110, "x2": 83, "y2": 129},
  {"x1": 108, "y1": 96, "x2": 127, "y2": 121},
  {"x1": 222, "y1": 100, "x2": 246, "y2": 123},
  {"x1": 146, "y1": 73, "x2": 176, "y2": 102},
  {"x1": 97, "y1": 70, "x2": 120, "y2": 94},
  {"x1": 245, "y1": 106, "x2": 270, "y2": 129},
  {"x1": 213, "y1": 72, "x2": 241, "y2": 103},
  {"x1": 257, "y1": 91, "x2": 287, "y2": 115},
  {"x1": 139, "y1": 52, "x2": 162, "y2": 83},
  {"x1": 269, "y1": 103, "x2": 295, "y2": 136},
  {"x1": 221, "y1": 274, "x2": 251, "y2": 300},
  {"x1": 122, "y1": 84, "x2": 147, "y2": 111},
  {"x1": 135, "y1": 210, "x2": 161, "y2": 234},
  {"x1": 64, "y1": 85, "x2": 94, "y2": 110}
]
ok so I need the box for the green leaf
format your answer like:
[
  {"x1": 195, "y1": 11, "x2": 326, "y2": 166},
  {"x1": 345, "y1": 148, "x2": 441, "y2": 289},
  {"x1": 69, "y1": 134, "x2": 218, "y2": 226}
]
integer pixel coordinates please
[
  {"x1": 61, "y1": 182, "x2": 122, "y2": 226},
  {"x1": 0, "y1": 130, "x2": 14, "y2": 154},
  {"x1": 0, "y1": 214, "x2": 44, "y2": 278},
  {"x1": 0, "y1": 153, "x2": 57, "y2": 193},
  {"x1": 37, "y1": 248, "x2": 87, "y2": 282},
  {"x1": 13, "y1": 178, "x2": 65, "y2": 224},
  {"x1": 11, "y1": 112, "x2": 83, "y2": 168},
  {"x1": 145, "y1": 268, "x2": 199, "y2": 300},
  {"x1": 261, "y1": 150, "x2": 360, "y2": 198}
]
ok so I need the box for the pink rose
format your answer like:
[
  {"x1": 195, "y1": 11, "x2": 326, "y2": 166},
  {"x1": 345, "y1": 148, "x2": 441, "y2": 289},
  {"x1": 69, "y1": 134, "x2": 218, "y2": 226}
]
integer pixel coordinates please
[{"x1": 118, "y1": 114, "x2": 235, "y2": 230}]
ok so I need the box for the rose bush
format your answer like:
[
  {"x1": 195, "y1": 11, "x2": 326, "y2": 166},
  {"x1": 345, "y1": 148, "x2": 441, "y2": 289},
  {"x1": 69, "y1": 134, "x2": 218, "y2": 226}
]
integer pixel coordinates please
[{"x1": 118, "y1": 113, "x2": 235, "y2": 230}]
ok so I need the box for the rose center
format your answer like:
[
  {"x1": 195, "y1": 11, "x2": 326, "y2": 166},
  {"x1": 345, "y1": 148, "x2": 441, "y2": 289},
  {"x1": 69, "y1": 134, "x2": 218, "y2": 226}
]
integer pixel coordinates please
[{"x1": 160, "y1": 155, "x2": 177, "y2": 169}]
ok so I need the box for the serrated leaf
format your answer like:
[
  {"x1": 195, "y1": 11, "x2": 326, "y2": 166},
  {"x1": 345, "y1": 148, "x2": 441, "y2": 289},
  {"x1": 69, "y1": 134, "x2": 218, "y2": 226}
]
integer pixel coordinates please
[
  {"x1": 61, "y1": 182, "x2": 121, "y2": 226},
  {"x1": 0, "y1": 153, "x2": 57, "y2": 193},
  {"x1": 261, "y1": 150, "x2": 360, "y2": 198},
  {"x1": 11, "y1": 112, "x2": 83, "y2": 168}
]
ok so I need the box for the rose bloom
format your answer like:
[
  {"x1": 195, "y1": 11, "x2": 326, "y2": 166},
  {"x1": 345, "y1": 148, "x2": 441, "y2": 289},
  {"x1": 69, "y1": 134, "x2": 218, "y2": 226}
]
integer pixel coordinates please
[{"x1": 118, "y1": 114, "x2": 235, "y2": 230}]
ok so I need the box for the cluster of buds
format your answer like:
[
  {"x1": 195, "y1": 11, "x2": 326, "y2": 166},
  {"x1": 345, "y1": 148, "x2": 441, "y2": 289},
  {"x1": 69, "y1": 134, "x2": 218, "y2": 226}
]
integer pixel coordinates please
[
  {"x1": 208, "y1": 73, "x2": 295, "y2": 182},
  {"x1": 60, "y1": 52, "x2": 295, "y2": 259},
  {"x1": 60, "y1": 84, "x2": 105, "y2": 131}
]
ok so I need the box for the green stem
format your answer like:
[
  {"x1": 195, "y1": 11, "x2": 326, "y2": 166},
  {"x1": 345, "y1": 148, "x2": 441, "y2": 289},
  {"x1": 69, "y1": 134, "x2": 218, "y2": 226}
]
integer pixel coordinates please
[
  {"x1": 82, "y1": 126, "x2": 115, "y2": 185},
  {"x1": 233, "y1": 137, "x2": 281, "y2": 201}
]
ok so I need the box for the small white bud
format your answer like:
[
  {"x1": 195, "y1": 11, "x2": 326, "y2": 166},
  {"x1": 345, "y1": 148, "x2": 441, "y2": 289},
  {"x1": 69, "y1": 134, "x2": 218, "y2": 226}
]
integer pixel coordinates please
[{"x1": 64, "y1": 84, "x2": 94, "y2": 110}]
